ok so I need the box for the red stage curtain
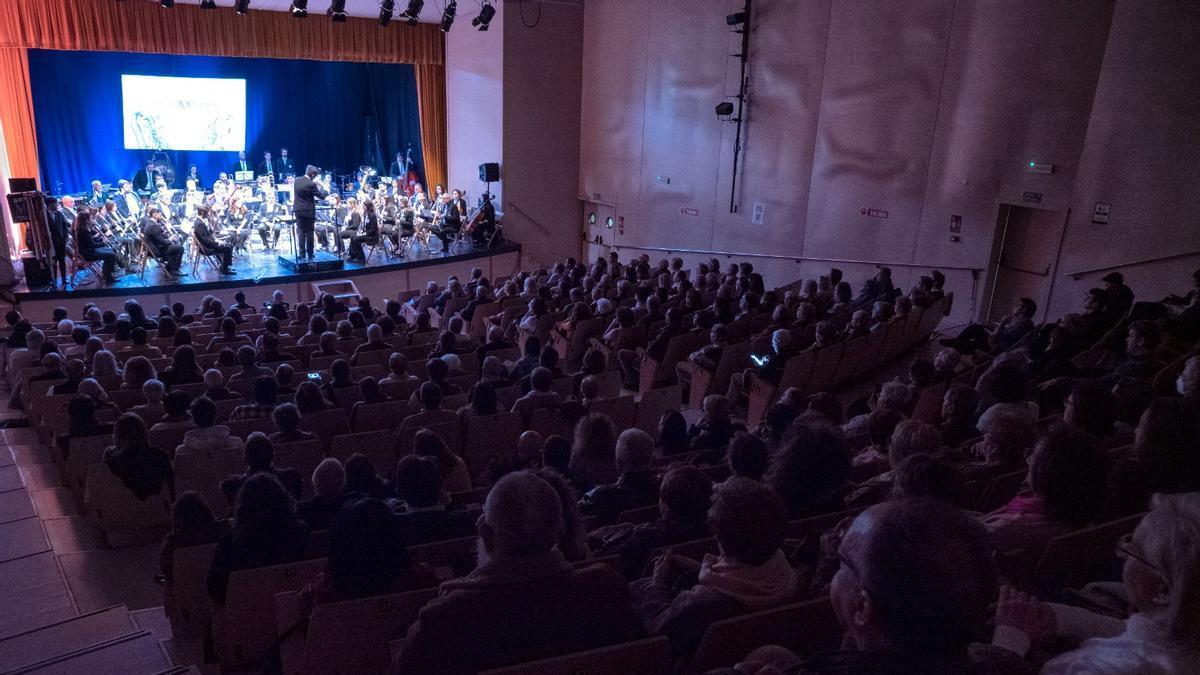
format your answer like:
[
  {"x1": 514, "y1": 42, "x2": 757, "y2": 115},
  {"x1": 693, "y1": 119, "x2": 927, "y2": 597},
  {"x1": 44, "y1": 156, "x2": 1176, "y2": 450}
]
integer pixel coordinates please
[
  {"x1": 415, "y1": 63, "x2": 448, "y2": 191},
  {"x1": 0, "y1": 47, "x2": 39, "y2": 179},
  {"x1": 0, "y1": 0, "x2": 447, "y2": 194}
]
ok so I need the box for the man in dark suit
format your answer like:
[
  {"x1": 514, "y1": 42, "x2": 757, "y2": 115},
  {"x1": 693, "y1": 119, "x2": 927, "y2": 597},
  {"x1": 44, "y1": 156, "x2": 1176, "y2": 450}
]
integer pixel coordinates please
[
  {"x1": 132, "y1": 161, "x2": 158, "y2": 194},
  {"x1": 388, "y1": 150, "x2": 409, "y2": 181},
  {"x1": 432, "y1": 193, "x2": 461, "y2": 254},
  {"x1": 142, "y1": 207, "x2": 184, "y2": 275},
  {"x1": 232, "y1": 150, "x2": 252, "y2": 176},
  {"x1": 392, "y1": 455, "x2": 477, "y2": 545},
  {"x1": 258, "y1": 152, "x2": 277, "y2": 183},
  {"x1": 86, "y1": 181, "x2": 106, "y2": 208},
  {"x1": 277, "y1": 148, "x2": 295, "y2": 179},
  {"x1": 292, "y1": 165, "x2": 329, "y2": 259},
  {"x1": 185, "y1": 165, "x2": 203, "y2": 188},
  {"x1": 44, "y1": 196, "x2": 70, "y2": 287},
  {"x1": 74, "y1": 210, "x2": 119, "y2": 283},
  {"x1": 472, "y1": 192, "x2": 497, "y2": 247},
  {"x1": 115, "y1": 181, "x2": 141, "y2": 220},
  {"x1": 193, "y1": 206, "x2": 235, "y2": 275}
]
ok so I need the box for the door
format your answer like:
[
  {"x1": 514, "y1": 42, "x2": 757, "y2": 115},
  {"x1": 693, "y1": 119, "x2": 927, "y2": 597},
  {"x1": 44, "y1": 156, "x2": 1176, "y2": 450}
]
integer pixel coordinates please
[
  {"x1": 985, "y1": 204, "x2": 1067, "y2": 323},
  {"x1": 581, "y1": 200, "x2": 615, "y2": 264}
]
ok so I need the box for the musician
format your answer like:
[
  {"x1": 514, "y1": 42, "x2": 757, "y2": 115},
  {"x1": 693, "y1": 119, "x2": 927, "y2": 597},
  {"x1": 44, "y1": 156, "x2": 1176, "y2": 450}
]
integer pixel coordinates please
[
  {"x1": 141, "y1": 206, "x2": 184, "y2": 276},
  {"x1": 74, "y1": 210, "x2": 119, "y2": 283},
  {"x1": 450, "y1": 189, "x2": 467, "y2": 219},
  {"x1": 277, "y1": 148, "x2": 295, "y2": 178},
  {"x1": 193, "y1": 206, "x2": 235, "y2": 275},
  {"x1": 232, "y1": 150, "x2": 252, "y2": 176},
  {"x1": 472, "y1": 192, "x2": 497, "y2": 247},
  {"x1": 132, "y1": 161, "x2": 158, "y2": 194},
  {"x1": 293, "y1": 164, "x2": 329, "y2": 259},
  {"x1": 388, "y1": 151, "x2": 408, "y2": 181},
  {"x1": 347, "y1": 200, "x2": 380, "y2": 263},
  {"x1": 337, "y1": 198, "x2": 363, "y2": 256},
  {"x1": 44, "y1": 196, "x2": 70, "y2": 287},
  {"x1": 115, "y1": 180, "x2": 141, "y2": 220},
  {"x1": 59, "y1": 195, "x2": 79, "y2": 226},
  {"x1": 432, "y1": 192, "x2": 461, "y2": 254},
  {"x1": 213, "y1": 172, "x2": 233, "y2": 193},
  {"x1": 153, "y1": 180, "x2": 175, "y2": 223},
  {"x1": 97, "y1": 201, "x2": 134, "y2": 267},
  {"x1": 256, "y1": 187, "x2": 283, "y2": 250},
  {"x1": 259, "y1": 152, "x2": 277, "y2": 183},
  {"x1": 185, "y1": 165, "x2": 203, "y2": 187},
  {"x1": 87, "y1": 181, "x2": 106, "y2": 208}
]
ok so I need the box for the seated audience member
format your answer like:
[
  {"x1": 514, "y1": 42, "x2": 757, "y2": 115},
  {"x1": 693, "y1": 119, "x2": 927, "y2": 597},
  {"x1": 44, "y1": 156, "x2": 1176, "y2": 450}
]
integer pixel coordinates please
[
  {"x1": 129, "y1": 379, "x2": 167, "y2": 427},
  {"x1": 943, "y1": 297, "x2": 1038, "y2": 355},
  {"x1": 343, "y1": 454, "x2": 390, "y2": 501},
  {"x1": 579, "y1": 428, "x2": 660, "y2": 526},
  {"x1": 939, "y1": 383, "x2": 981, "y2": 448},
  {"x1": 793, "y1": 499, "x2": 1013, "y2": 674},
  {"x1": 727, "y1": 432, "x2": 770, "y2": 482},
  {"x1": 299, "y1": 498, "x2": 438, "y2": 608},
  {"x1": 207, "y1": 317, "x2": 250, "y2": 353},
  {"x1": 50, "y1": 358, "x2": 86, "y2": 395},
  {"x1": 229, "y1": 345, "x2": 273, "y2": 381},
  {"x1": 29, "y1": 352, "x2": 64, "y2": 383},
  {"x1": 352, "y1": 324, "x2": 391, "y2": 365},
  {"x1": 1063, "y1": 380, "x2": 1129, "y2": 449},
  {"x1": 397, "y1": 383, "x2": 459, "y2": 436},
  {"x1": 202, "y1": 369, "x2": 240, "y2": 402},
  {"x1": 396, "y1": 471, "x2": 643, "y2": 674},
  {"x1": 320, "y1": 359, "x2": 357, "y2": 402},
  {"x1": 510, "y1": 366, "x2": 562, "y2": 423},
  {"x1": 294, "y1": 381, "x2": 334, "y2": 414},
  {"x1": 175, "y1": 396, "x2": 243, "y2": 455},
  {"x1": 982, "y1": 425, "x2": 1108, "y2": 560},
  {"x1": 296, "y1": 458, "x2": 355, "y2": 531},
  {"x1": 569, "y1": 412, "x2": 619, "y2": 487},
  {"x1": 977, "y1": 365, "x2": 1040, "y2": 433},
  {"x1": 269, "y1": 403, "x2": 318, "y2": 445},
  {"x1": 767, "y1": 420, "x2": 854, "y2": 517},
  {"x1": 843, "y1": 381, "x2": 912, "y2": 436},
  {"x1": 476, "y1": 325, "x2": 515, "y2": 361},
  {"x1": 380, "y1": 352, "x2": 419, "y2": 392},
  {"x1": 932, "y1": 347, "x2": 962, "y2": 383},
  {"x1": 221, "y1": 431, "x2": 303, "y2": 501},
  {"x1": 1177, "y1": 355, "x2": 1200, "y2": 409},
  {"x1": 413, "y1": 428, "x2": 472, "y2": 494},
  {"x1": 229, "y1": 376, "x2": 278, "y2": 421},
  {"x1": 803, "y1": 391, "x2": 843, "y2": 426},
  {"x1": 459, "y1": 381, "x2": 499, "y2": 421},
  {"x1": 659, "y1": 409, "x2": 692, "y2": 456},
  {"x1": 850, "y1": 408, "x2": 906, "y2": 478},
  {"x1": 206, "y1": 473, "x2": 309, "y2": 604},
  {"x1": 1103, "y1": 398, "x2": 1200, "y2": 518},
  {"x1": 152, "y1": 389, "x2": 194, "y2": 431},
  {"x1": 536, "y1": 467, "x2": 590, "y2": 562},
  {"x1": 727, "y1": 329, "x2": 797, "y2": 407},
  {"x1": 1111, "y1": 376, "x2": 1155, "y2": 438},
  {"x1": 956, "y1": 411, "x2": 1035, "y2": 485},
  {"x1": 160, "y1": 345, "x2": 203, "y2": 388},
  {"x1": 632, "y1": 477, "x2": 800, "y2": 662},
  {"x1": 846, "y1": 420, "x2": 942, "y2": 508},
  {"x1": 392, "y1": 455, "x2": 477, "y2": 545},
  {"x1": 508, "y1": 335, "x2": 542, "y2": 382},
  {"x1": 890, "y1": 455, "x2": 963, "y2": 503},
  {"x1": 102, "y1": 413, "x2": 174, "y2": 500},
  {"x1": 274, "y1": 363, "x2": 296, "y2": 396},
  {"x1": 121, "y1": 355, "x2": 158, "y2": 391},
  {"x1": 158, "y1": 492, "x2": 228, "y2": 582},
  {"x1": 689, "y1": 394, "x2": 742, "y2": 459},
  {"x1": 589, "y1": 465, "x2": 713, "y2": 580},
  {"x1": 993, "y1": 492, "x2": 1200, "y2": 674}
]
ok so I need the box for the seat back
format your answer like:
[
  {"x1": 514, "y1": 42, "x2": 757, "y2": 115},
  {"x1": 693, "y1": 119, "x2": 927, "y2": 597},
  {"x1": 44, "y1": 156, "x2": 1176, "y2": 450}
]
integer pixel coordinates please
[
  {"x1": 215, "y1": 557, "x2": 328, "y2": 671},
  {"x1": 634, "y1": 385, "x2": 683, "y2": 435},
  {"x1": 479, "y1": 637, "x2": 672, "y2": 675},
  {"x1": 687, "y1": 598, "x2": 841, "y2": 674},
  {"x1": 329, "y1": 429, "x2": 394, "y2": 470},
  {"x1": 225, "y1": 416, "x2": 275, "y2": 441},
  {"x1": 275, "y1": 587, "x2": 439, "y2": 675},
  {"x1": 273, "y1": 440, "x2": 325, "y2": 496},
  {"x1": 976, "y1": 469, "x2": 1028, "y2": 513},
  {"x1": 463, "y1": 412, "x2": 523, "y2": 478},
  {"x1": 910, "y1": 381, "x2": 949, "y2": 424},
  {"x1": 587, "y1": 395, "x2": 636, "y2": 431},
  {"x1": 298, "y1": 408, "x2": 352, "y2": 452},
  {"x1": 708, "y1": 340, "x2": 753, "y2": 400},
  {"x1": 166, "y1": 542, "x2": 220, "y2": 637},
  {"x1": 83, "y1": 463, "x2": 172, "y2": 541},
  {"x1": 528, "y1": 406, "x2": 573, "y2": 440},
  {"x1": 1033, "y1": 513, "x2": 1145, "y2": 594},
  {"x1": 829, "y1": 336, "x2": 870, "y2": 387},
  {"x1": 174, "y1": 446, "x2": 246, "y2": 515},
  {"x1": 407, "y1": 536, "x2": 479, "y2": 578},
  {"x1": 804, "y1": 344, "x2": 844, "y2": 395},
  {"x1": 352, "y1": 400, "x2": 408, "y2": 433},
  {"x1": 65, "y1": 434, "x2": 113, "y2": 492}
]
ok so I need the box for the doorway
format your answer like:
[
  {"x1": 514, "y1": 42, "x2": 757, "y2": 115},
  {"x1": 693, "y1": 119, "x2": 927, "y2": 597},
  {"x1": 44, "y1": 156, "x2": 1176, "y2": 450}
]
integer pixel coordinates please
[
  {"x1": 580, "y1": 200, "x2": 615, "y2": 264},
  {"x1": 984, "y1": 204, "x2": 1068, "y2": 323}
]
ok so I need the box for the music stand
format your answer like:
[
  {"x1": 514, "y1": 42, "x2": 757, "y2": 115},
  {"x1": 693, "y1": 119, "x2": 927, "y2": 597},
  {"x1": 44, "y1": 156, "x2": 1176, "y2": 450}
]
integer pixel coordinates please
[{"x1": 234, "y1": 170, "x2": 255, "y2": 183}]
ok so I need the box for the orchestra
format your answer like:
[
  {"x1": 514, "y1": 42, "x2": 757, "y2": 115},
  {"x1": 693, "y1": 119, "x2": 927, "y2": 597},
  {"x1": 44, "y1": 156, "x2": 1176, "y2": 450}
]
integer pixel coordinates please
[{"x1": 31, "y1": 148, "x2": 500, "y2": 289}]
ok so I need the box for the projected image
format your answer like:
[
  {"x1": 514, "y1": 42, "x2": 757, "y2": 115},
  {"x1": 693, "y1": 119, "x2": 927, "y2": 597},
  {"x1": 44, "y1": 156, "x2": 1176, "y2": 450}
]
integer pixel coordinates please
[{"x1": 121, "y1": 74, "x2": 246, "y2": 152}]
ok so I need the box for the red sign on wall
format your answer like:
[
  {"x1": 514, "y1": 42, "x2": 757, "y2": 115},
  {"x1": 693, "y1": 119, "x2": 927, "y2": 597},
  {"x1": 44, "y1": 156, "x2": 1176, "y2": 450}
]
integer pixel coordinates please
[{"x1": 859, "y1": 207, "x2": 888, "y2": 219}]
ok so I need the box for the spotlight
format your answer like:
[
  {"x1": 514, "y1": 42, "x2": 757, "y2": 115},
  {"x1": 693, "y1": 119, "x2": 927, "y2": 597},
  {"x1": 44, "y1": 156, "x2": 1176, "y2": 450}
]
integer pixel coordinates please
[
  {"x1": 328, "y1": 0, "x2": 347, "y2": 22},
  {"x1": 471, "y1": 2, "x2": 495, "y2": 30},
  {"x1": 379, "y1": 0, "x2": 393, "y2": 26},
  {"x1": 290, "y1": 0, "x2": 307, "y2": 17},
  {"x1": 398, "y1": 0, "x2": 423, "y2": 25},
  {"x1": 715, "y1": 101, "x2": 734, "y2": 118},
  {"x1": 199, "y1": 0, "x2": 216, "y2": 7},
  {"x1": 726, "y1": 11, "x2": 746, "y2": 26},
  {"x1": 439, "y1": 0, "x2": 456, "y2": 31},
  {"x1": 160, "y1": 0, "x2": 174, "y2": 7},
  {"x1": 233, "y1": 0, "x2": 249, "y2": 14}
]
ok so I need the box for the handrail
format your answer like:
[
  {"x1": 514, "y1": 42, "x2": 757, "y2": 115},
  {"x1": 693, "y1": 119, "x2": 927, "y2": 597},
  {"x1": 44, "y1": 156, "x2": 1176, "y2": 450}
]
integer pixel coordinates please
[
  {"x1": 1064, "y1": 250, "x2": 1200, "y2": 279},
  {"x1": 608, "y1": 243, "x2": 983, "y2": 273}
]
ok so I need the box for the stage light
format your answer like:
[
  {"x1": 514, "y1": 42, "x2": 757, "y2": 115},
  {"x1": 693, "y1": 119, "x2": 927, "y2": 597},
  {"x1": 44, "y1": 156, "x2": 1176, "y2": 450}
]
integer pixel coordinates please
[
  {"x1": 160, "y1": 0, "x2": 174, "y2": 8},
  {"x1": 290, "y1": 0, "x2": 308, "y2": 17},
  {"x1": 233, "y1": 0, "x2": 249, "y2": 14},
  {"x1": 329, "y1": 0, "x2": 347, "y2": 22},
  {"x1": 379, "y1": 0, "x2": 393, "y2": 26},
  {"x1": 200, "y1": 0, "x2": 216, "y2": 7},
  {"x1": 726, "y1": 11, "x2": 746, "y2": 26},
  {"x1": 398, "y1": 0, "x2": 423, "y2": 25},
  {"x1": 439, "y1": 0, "x2": 456, "y2": 31},
  {"x1": 715, "y1": 101, "x2": 734, "y2": 118},
  {"x1": 472, "y1": 2, "x2": 495, "y2": 30}
]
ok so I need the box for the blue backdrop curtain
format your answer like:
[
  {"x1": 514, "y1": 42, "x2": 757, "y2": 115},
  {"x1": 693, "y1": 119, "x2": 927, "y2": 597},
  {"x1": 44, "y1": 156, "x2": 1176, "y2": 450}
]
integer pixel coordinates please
[{"x1": 27, "y1": 48, "x2": 424, "y2": 194}]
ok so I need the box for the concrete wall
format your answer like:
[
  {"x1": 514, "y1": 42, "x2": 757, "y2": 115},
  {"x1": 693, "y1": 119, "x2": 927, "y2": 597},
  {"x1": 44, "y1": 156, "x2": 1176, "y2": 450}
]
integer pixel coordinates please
[{"x1": 576, "y1": 0, "x2": 1200, "y2": 325}]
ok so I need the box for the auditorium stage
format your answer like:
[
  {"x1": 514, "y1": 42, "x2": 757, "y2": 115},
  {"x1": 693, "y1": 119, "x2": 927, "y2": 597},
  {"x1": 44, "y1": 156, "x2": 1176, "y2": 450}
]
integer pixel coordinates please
[{"x1": 12, "y1": 241, "x2": 522, "y2": 317}]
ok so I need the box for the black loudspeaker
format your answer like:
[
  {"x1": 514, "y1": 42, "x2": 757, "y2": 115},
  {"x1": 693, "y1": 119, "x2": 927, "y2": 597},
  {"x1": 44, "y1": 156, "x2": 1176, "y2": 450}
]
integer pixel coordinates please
[
  {"x1": 479, "y1": 163, "x2": 500, "y2": 182},
  {"x1": 23, "y1": 257, "x2": 52, "y2": 288}
]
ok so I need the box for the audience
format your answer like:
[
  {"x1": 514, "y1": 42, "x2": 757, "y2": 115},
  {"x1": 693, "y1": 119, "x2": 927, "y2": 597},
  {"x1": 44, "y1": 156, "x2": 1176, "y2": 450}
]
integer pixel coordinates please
[
  {"x1": 175, "y1": 396, "x2": 243, "y2": 455},
  {"x1": 579, "y1": 428, "x2": 660, "y2": 525},
  {"x1": 391, "y1": 455, "x2": 477, "y2": 545},
  {"x1": 569, "y1": 412, "x2": 619, "y2": 487},
  {"x1": 101, "y1": 413, "x2": 174, "y2": 500},
  {"x1": 296, "y1": 458, "x2": 353, "y2": 531},
  {"x1": 412, "y1": 428, "x2": 472, "y2": 493}
]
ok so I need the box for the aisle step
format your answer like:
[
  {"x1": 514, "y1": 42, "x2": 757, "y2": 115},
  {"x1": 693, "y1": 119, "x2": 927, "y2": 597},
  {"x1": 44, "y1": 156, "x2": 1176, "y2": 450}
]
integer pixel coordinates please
[
  {"x1": 0, "y1": 604, "x2": 134, "y2": 673},
  {"x1": 13, "y1": 629, "x2": 172, "y2": 675}
]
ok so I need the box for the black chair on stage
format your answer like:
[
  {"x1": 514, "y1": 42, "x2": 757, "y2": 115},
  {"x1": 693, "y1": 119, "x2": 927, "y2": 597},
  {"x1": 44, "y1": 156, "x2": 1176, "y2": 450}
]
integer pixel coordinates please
[
  {"x1": 191, "y1": 231, "x2": 222, "y2": 276},
  {"x1": 70, "y1": 246, "x2": 103, "y2": 288},
  {"x1": 138, "y1": 236, "x2": 174, "y2": 280}
]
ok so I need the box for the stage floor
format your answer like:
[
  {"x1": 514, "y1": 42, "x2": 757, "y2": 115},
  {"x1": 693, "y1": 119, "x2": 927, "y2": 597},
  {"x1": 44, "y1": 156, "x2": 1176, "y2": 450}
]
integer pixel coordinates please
[{"x1": 13, "y1": 239, "x2": 521, "y2": 303}]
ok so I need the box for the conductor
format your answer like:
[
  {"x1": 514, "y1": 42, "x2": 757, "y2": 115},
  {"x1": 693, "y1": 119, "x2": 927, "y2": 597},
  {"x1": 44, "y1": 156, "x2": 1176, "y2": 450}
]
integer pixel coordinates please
[{"x1": 293, "y1": 164, "x2": 329, "y2": 259}]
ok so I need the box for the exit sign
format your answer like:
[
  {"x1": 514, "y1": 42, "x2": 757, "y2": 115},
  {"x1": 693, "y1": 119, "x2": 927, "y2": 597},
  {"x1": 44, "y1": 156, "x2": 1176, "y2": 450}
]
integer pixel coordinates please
[
  {"x1": 860, "y1": 207, "x2": 888, "y2": 219},
  {"x1": 680, "y1": 207, "x2": 699, "y2": 217}
]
